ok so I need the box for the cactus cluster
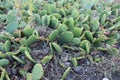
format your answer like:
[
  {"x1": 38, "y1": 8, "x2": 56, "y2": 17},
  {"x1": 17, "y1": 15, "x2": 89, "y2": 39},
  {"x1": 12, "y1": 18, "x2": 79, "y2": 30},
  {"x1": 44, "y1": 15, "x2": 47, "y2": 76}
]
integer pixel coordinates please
[{"x1": 0, "y1": 0, "x2": 120, "y2": 80}]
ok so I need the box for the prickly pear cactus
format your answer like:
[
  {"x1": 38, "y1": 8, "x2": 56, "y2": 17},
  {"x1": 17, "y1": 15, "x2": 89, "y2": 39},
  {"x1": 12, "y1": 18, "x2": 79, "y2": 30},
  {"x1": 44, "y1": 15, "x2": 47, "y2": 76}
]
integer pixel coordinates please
[
  {"x1": 49, "y1": 30, "x2": 59, "y2": 42},
  {"x1": 59, "y1": 31, "x2": 74, "y2": 43},
  {"x1": 23, "y1": 25, "x2": 34, "y2": 37},
  {"x1": 84, "y1": 30, "x2": 93, "y2": 42},
  {"x1": 72, "y1": 27, "x2": 83, "y2": 37},
  {"x1": 42, "y1": 15, "x2": 50, "y2": 27},
  {"x1": 80, "y1": 40, "x2": 91, "y2": 54},
  {"x1": 0, "y1": 59, "x2": 9, "y2": 67},
  {"x1": 0, "y1": 0, "x2": 120, "y2": 79},
  {"x1": 32, "y1": 63, "x2": 44, "y2": 80}
]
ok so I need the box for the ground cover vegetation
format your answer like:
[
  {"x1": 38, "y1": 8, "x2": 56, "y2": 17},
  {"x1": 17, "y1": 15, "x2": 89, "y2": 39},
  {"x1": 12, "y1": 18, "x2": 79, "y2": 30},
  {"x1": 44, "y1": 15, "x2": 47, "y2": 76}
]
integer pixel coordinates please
[{"x1": 0, "y1": 0, "x2": 120, "y2": 80}]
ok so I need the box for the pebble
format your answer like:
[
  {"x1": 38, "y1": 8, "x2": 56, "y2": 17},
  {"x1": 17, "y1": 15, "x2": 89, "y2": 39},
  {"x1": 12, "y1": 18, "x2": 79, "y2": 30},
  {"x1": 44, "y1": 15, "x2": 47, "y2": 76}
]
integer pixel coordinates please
[
  {"x1": 12, "y1": 69, "x2": 17, "y2": 74},
  {"x1": 102, "y1": 77, "x2": 109, "y2": 80},
  {"x1": 73, "y1": 66, "x2": 85, "y2": 75}
]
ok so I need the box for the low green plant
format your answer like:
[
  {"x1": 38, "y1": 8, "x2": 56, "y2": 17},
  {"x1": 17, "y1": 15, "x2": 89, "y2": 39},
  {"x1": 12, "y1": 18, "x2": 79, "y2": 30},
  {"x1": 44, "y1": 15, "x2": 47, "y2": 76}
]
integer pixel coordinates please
[
  {"x1": 0, "y1": 59, "x2": 9, "y2": 67},
  {"x1": 32, "y1": 63, "x2": 44, "y2": 80},
  {"x1": 59, "y1": 31, "x2": 74, "y2": 43},
  {"x1": 0, "y1": 0, "x2": 120, "y2": 79}
]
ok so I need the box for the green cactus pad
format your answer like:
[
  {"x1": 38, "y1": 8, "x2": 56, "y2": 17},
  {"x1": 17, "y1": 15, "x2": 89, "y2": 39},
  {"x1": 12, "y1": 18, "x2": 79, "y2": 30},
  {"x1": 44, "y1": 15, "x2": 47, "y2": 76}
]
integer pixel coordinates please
[
  {"x1": 63, "y1": 17, "x2": 74, "y2": 30},
  {"x1": 57, "y1": 24, "x2": 68, "y2": 33},
  {"x1": 13, "y1": 30, "x2": 21, "y2": 38},
  {"x1": 59, "y1": 8, "x2": 66, "y2": 17},
  {"x1": 50, "y1": 17, "x2": 59, "y2": 28},
  {"x1": 42, "y1": 15, "x2": 50, "y2": 27},
  {"x1": 23, "y1": 25, "x2": 34, "y2": 37},
  {"x1": 4, "y1": 40, "x2": 11, "y2": 52},
  {"x1": 107, "y1": 48, "x2": 119, "y2": 56},
  {"x1": 51, "y1": 13, "x2": 62, "y2": 20},
  {"x1": 49, "y1": 30, "x2": 59, "y2": 42},
  {"x1": 39, "y1": 10, "x2": 47, "y2": 16},
  {"x1": 93, "y1": 37, "x2": 105, "y2": 46},
  {"x1": 0, "y1": 59, "x2": 9, "y2": 67},
  {"x1": 32, "y1": 63, "x2": 44, "y2": 80},
  {"x1": 91, "y1": 19, "x2": 99, "y2": 31},
  {"x1": 41, "y1": 54, "x2": 53, "y2": 65},
  {"x1": 59, "y1": 31, "x2": 74, "y2": 43},
  {"x1": 100, "y1": 13, "x2": 106, "y2": 25},
  {"x1": 106, "y1": 39, "x2": 117, "y2": 45},
  {"x1": 26, "y1": 35, "x2": 38, "y2": 46},
  {"x1": 67, "y1": 17, "x2": 74, "y2": 30},
  {"x1": 80, "y1": 40, "x2": 91, "y2": 54},
  {"x1": 72, "y1": 38, "x2": 81, "y2": 45},
  {"x1": 52, "y1": 42, "x2": 62, "y2": 53},
  {"x1": 84, "y1": 30, "x2": 93, "y2": 42},
  {"x1": 71, "y1": 9, "x2": 79, "y2": 19},
  {"x1": 83, "y1": 24, "x2": 90, "y2": 30},
  {"x1": 72, "y1": 27, "x2": 83, "y2": 37},
  {"x1": 34, "y1": 14, "x2": 41, "y2": 25}
]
